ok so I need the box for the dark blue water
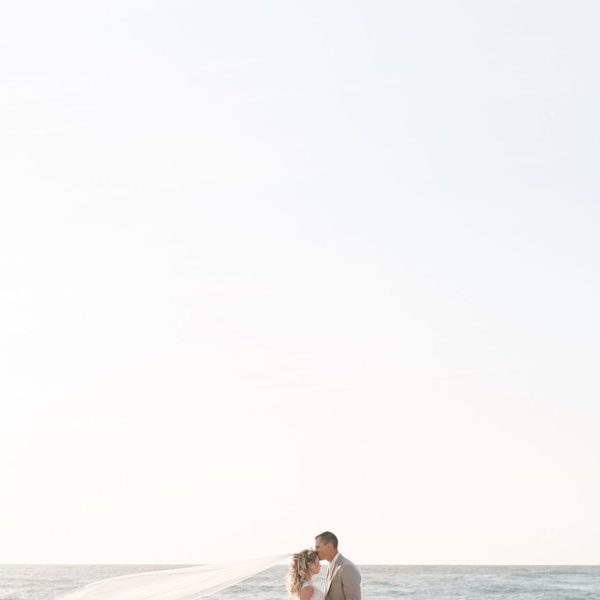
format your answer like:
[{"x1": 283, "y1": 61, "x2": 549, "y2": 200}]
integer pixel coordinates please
[{"x1": 1, "y1": 564, "x2": 599, "y2": 600}]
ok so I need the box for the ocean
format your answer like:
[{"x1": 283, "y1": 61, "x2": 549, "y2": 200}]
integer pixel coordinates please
[{"x1": 1, "y1": 564, "x2": 600, "y2": 600}]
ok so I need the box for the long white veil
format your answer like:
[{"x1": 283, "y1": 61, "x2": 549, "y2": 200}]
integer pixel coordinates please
[{"x1": 58, "y1": 555, "x2": 290, "y2": 600}]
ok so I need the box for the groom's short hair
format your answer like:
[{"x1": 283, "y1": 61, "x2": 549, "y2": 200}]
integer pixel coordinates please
[{"x1": 316, "y1": 531, "x2": 338, "y2": 549}]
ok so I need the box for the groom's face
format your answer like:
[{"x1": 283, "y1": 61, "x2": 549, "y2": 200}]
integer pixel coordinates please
[{"x1": 315, "y1": 537, "x2": 334, "y2": 561}]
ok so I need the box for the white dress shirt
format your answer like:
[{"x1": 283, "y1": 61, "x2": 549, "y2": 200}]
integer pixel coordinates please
[{"x1": 326, "y1": 552, "x2": 341, "y2": 586}]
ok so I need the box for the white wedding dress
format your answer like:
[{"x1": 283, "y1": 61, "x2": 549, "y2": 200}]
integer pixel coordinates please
[{"x1": 302, "y1": 580, "x2": 325, "y2": 600}]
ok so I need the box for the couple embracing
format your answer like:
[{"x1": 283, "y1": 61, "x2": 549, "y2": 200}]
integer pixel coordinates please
[{"x1": 288, "y1": 532, "x2": 361, "y2": 600}]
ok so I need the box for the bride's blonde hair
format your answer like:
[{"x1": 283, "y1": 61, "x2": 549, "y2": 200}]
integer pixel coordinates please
[{"x1": 288, "y1": 549, "x2": 319, "y2": 597}]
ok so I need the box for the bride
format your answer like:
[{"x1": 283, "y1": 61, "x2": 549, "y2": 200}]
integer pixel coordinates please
[{"x1": 288, "y1": 550, "x2": 325, "y2": 600}]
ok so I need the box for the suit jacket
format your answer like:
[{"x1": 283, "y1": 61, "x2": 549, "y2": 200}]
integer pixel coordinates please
[{"x1": 325, "y1": 554, "x2": 361, "y2": 600}]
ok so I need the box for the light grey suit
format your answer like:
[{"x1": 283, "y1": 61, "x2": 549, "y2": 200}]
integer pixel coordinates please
[{"x1": 325, "y1": 554, "x2": 361, "y2": 600}]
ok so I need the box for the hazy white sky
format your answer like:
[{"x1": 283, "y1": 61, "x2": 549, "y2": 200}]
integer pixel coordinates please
[{"x1": 1, "y1": 1, "x2": 599, "y2": 564}]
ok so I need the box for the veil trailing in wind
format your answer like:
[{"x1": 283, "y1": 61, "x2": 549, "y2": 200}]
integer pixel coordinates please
[{"x1": 58, "y1": 555, "x2": 291, "y2": 600}]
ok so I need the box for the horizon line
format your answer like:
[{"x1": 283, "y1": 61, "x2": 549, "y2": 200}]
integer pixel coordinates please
[{"x1": 2, "y1": 562, "x2": 600, "y2": 567}]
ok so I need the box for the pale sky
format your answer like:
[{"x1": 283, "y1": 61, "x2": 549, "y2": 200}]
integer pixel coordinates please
[{"x1": 1, "y1": 1, "x2": 599, "y2": 565}]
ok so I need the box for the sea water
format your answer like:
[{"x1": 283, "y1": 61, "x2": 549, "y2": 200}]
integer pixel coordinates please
[{"x1": 1, "y1": 564, "x2": 600, "y2": 600}]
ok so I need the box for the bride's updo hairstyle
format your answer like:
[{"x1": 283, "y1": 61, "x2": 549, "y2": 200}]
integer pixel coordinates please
[{"x1": 288, "y1": 549, "x2": 319, "y2": 597}]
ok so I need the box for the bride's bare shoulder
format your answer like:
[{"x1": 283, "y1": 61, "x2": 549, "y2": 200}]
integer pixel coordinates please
[{"x1": 299, "y1": 583, "x2": 315, "y2": 600}]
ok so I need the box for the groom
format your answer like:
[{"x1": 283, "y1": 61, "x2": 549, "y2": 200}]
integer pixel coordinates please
[{"x1": 315, "y1": 531, "x2": 361, "y2": 600}]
